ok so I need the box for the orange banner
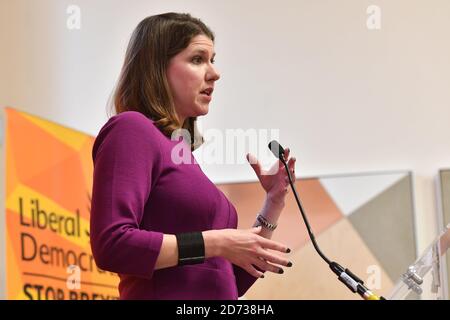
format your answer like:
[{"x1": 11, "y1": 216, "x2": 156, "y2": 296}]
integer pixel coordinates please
[{"x1": 4, "y1": 108, "x2": 119, "y2": 299}]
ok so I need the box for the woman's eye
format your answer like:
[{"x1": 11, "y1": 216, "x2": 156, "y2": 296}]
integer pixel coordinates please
[
  {"x1": 192, "y1": 56, "x2": 203, "y2": 64},
  {"x1": 192, "y1": 56, "x2": 215, "y2": 64}
]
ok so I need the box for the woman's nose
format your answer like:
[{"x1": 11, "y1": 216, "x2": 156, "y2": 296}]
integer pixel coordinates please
[{"x1": 207, "y1": 64, "x2": 220, "y2": 82}]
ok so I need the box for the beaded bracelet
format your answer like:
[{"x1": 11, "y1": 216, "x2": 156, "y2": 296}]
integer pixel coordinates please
[{"x1": 256, "y1": 214, "x2": 278, "y2": 231}]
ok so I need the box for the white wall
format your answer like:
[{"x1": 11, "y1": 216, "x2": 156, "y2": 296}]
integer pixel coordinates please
[{"x1": 2, "y1": 0, "x2": 450, "y2": 255}]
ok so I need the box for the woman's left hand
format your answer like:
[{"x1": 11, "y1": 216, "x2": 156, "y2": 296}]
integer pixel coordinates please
[{"x1": 246, "y1": 148, "x2": 296, "y2": 205}]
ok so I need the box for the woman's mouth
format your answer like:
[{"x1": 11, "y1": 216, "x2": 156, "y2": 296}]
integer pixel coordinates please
[
  {"x1": 199, "y1": 93, "x2": 212, "y2": 102},
  {"x1": 200, "y1": 88, "x2": 213, "y2": 101}
]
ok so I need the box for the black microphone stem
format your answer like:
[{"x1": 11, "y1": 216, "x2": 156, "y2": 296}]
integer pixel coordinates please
[
  {"x1": 272, "y1": 141, "x2": 384, "y2": 300},
  {"x1": 281, "y1": 159, "x2": 331, "y2": 265}
]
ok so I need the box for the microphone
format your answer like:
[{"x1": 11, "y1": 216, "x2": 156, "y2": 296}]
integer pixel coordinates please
[
  {"x1": 268, "y1": 140, "x2": 285, "y2": 161},
  {"x1": 268, "y1": 140, "x2": 384, "y2": 300}
]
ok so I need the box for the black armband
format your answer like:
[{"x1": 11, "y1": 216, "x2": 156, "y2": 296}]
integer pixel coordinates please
[{"x1": 175, "y1": 232, "x2": 205, "y2": 266}]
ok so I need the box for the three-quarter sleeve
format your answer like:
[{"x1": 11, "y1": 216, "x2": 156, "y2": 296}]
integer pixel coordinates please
[{"x1": 90, "y1": 112, "x2": 164, "y2": 279}]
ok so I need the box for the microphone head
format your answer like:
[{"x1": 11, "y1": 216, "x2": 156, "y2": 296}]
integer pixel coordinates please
[{"x1": 268, "y1": 140, "x2": 285, "y2": 160}]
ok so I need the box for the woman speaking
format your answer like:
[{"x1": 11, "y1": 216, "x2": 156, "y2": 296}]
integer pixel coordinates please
[{"x1": 90, "y1": 12, "x2": 296, "y2": 299}]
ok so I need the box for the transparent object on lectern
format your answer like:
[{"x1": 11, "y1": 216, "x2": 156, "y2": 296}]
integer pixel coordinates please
[{"x1": 388, "y1": 225, "x2": 450, "y2": 300}]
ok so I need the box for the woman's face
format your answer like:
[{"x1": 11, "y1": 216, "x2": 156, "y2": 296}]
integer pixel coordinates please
[{"x1": 166, "y1": 34, "x2": 220, "y2": 124}]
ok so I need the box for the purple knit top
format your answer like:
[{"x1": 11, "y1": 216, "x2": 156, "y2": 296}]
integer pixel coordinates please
[{"x1": 90, "y1": 111, "x2": 258, "y2": 299}]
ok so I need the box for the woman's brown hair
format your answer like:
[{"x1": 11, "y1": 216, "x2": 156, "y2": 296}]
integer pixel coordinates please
[{"x1": 112, "y1": 12, "x2": 215, "y2": 150}]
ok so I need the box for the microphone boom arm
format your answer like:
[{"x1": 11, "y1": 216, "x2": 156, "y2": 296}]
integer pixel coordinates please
[{"x1": 269, "y1": 140, "x2": 384, "y2": 300}]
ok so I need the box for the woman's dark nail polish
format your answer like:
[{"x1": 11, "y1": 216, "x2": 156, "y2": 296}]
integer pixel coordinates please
[
  {"x1": 278, "y1": 268, "x2": 284, "y2": 274},
  {"x1": 286, "y1": 248, "x2": 291, "y2": 253},
  {"x1": 287, "y1": 262, "x2": 293, "y2": 267},
  {"x1": 260, "y1": 274, "x2": 265, "y2": 279}
]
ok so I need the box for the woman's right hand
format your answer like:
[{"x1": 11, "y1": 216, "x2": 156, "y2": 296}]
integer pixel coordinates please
[{"x1": 203, "y1": 227, "x2": 292, "y2": 278}]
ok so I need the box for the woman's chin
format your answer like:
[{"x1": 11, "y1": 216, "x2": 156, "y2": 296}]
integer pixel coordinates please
[
  {"x1": 186, "y1": 101, "x2": 210, "y2": 118},
  {"x1": 194, "y1": 105, "x2": 209, "y2": 116}
]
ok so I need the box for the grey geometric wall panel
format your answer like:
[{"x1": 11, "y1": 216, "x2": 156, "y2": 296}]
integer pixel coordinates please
[{"x1": 348, "y1": 175, "x2": 416, "y2": 281}]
